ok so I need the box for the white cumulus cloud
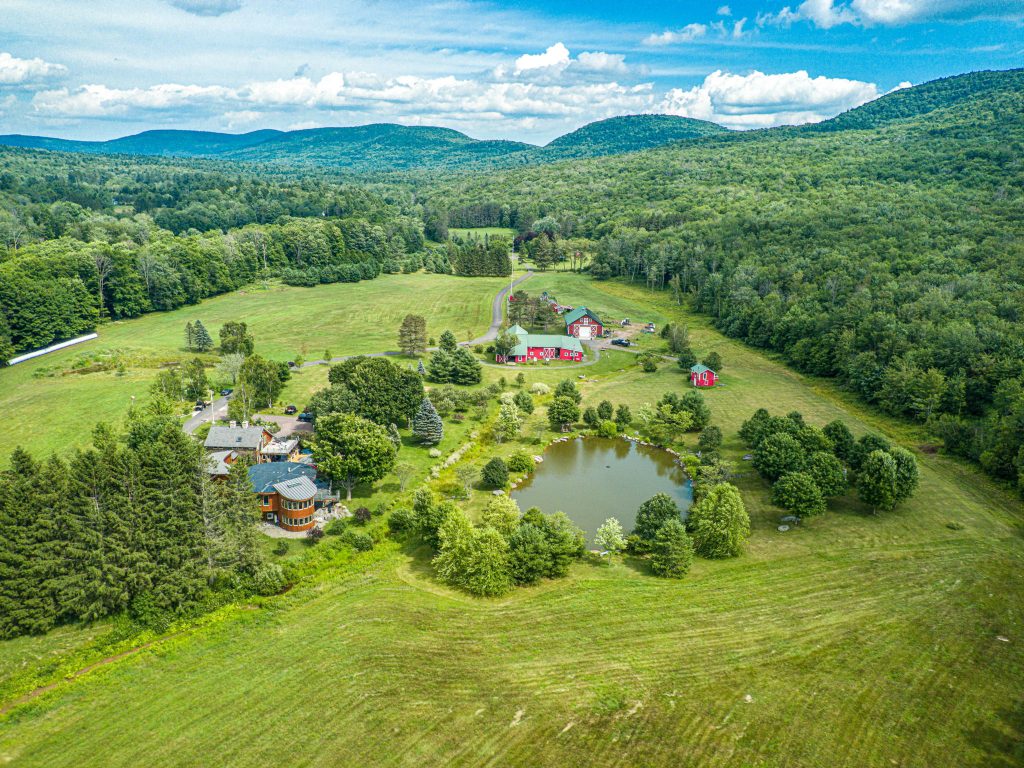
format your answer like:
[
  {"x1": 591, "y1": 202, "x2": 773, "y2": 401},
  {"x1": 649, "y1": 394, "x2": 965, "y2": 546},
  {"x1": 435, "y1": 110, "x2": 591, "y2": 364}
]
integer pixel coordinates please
[
  {"x1": 659, "y1": 70, "x2": 880, "y2": 129},
  {"x1": 759, "y1": 0, "x2": 1023, "y2": 28},
  {"x1": 513, "y1": 43, "x2": 571, "y2": 75},
  {"x1": 0, "y1": 52, "x2": 66, "y2": 86},
  {"x1": 644, "y1": 23, "x2": 708, "y2": 46}
]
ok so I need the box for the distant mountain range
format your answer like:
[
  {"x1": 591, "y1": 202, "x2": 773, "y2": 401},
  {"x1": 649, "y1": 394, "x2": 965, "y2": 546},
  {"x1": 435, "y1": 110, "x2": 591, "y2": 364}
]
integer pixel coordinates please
[
  {"x1": 2, "y1": 69, "x2": 1020, "y2": 173},
  {"x1": 0, "y1": 114, "x2": 729, "y2": 173}
]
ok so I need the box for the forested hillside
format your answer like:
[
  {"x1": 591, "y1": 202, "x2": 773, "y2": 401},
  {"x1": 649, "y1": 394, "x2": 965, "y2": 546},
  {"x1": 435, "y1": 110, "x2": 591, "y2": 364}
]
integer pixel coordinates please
[
  {"x1": 426, "y1": 69, "x2": 1024, "y2": 492},
  {"x1": 0, "y1": 149, "x2": 436, "y2": 357},
  {"x1": 0, "y1": 115, "x2": 733, "y2": 173}
]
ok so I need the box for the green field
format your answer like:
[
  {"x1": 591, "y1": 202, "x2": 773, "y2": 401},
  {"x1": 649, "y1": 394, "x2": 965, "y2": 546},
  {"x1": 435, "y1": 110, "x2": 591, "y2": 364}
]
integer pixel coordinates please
[
  {"x1": 0, "y1": 273, "x2": 508, "y2": 464},
  {"x1": 449, "y1": 227, "x2": 516, "y2": 240},
  {"x1": 1, "y1": 274, "x2": 1022, "y2": 767}
]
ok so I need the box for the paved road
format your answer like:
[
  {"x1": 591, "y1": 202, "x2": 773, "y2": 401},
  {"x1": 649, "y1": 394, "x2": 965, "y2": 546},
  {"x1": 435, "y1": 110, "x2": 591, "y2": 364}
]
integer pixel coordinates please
[{"x1": 183, "y1": 396, "x2": 229, "y2": 434}]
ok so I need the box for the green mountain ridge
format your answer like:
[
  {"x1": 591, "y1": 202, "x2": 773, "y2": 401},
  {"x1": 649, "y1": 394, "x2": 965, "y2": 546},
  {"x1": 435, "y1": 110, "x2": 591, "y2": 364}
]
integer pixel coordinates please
[{"x1": 0, "y1": 115, "x2": 728, "y2": 172}]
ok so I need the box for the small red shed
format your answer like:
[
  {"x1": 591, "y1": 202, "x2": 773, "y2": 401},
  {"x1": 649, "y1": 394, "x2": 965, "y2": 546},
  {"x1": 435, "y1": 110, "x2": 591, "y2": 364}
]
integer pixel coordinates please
[{"x1": 690, "y1": 364, "x2": 718, "y2": 388}]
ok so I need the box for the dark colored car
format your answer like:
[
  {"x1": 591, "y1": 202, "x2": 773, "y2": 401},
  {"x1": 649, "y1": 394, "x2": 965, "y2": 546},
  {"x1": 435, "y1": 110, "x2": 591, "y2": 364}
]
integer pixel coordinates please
[
  {"x1": 220, "y1": 388, "x2": 233, "y2": 397},
  {"x1": 287, "y1": 361, "x2": 297, "y2": 368},
  {"x1": 284, "y1": 405, "x2": 298, "y2": 415},
  {"x1": 297, "y1": 412, "x2": 314, "y2": 423},
  {"x1": 611, "y1": 338, "x2": 631, "y2": 347}
]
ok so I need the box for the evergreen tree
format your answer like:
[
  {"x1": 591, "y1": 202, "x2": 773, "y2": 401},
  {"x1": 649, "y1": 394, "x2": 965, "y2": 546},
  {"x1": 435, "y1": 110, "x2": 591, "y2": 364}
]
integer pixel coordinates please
[
  {"x1": 438, "y1": 329, "x2": 458, "y2": 352},
  {"x1": 650, "y1": 519, "x2": 695, "y2": 578},
  {"x1": 184, "y1": 321, "x2": 195, "y2": 351},
  {"x1": 513, "y1": 389, "x2": 534, "y2": 414},
  {"x1": 417, "y1": 359, "x2": 426, "y2": 377},
  {"x1": 508, "y1": 523, "x2": 551, "y2": 584},
  {"x1": 412, "y1": 397, "x2": 444, "y2": 445},
  {"x1": 615, "y1": 404, "x2": 633, "y2": 431},
  {"x1": 583, "y1": 407, "x2": 600, "y2": 428},
  {"x1": 450, "y1": 347, "x2": 483, "y2": 385},
  {"x1": 427, "y1": 349, "x2": 454, "y2": 383},
  {"x1": 597, "y1": 400, "x2": 614, "y2": 421},
  {"x1": 398, "y1": 314, "x2": 428, "y2": 357},
  {"x1": 192, "y1": 321, "x2": 214, "y2": 352}
]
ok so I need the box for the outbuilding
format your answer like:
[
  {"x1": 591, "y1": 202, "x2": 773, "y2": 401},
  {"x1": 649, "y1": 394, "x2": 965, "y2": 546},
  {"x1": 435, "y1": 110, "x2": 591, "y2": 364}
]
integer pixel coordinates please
[
  {"x1": 563, "y1": 307, "x2": 604, "y2": 340},
  {"x1": 690, "y1": 363, "x2": 718, "y2": 388},
  {"x1": 497, "y1": 325, "x2": 584, "y2": 363}
]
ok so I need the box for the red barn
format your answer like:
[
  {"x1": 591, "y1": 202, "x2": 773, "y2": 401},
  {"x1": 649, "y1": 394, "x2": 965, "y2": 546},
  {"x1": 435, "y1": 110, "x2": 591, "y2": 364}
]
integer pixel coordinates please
[
  {"x1": 563, "y1": 307, "x2": 604, "y2": 340},
  {"x1": 497, "y1": 325, "x2": 584, "y2": 363},
  {"x1": 690, "y1": 364, "x2": 718, "y2": 388}
]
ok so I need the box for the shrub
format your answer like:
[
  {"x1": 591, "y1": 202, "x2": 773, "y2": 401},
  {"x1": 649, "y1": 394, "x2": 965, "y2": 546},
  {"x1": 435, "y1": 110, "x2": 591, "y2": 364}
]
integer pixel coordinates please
[
  {"x1": 253, "y1": 563, "x2": 286, "y2": 595},
  {"x1": 597, "y1": 420, "x2": 618, "y2": 438},
  {"x1": 530, "y1": 382, "x2": 551, "y2": 395},
  {"x1": 306, "y1": 526, "x2": 325, "y2": 543},
  {"x1": 341, "y1": 530, "x2": 374, "y2": 552},
  {"x1": 272, "y1": 540, "x2": 289, "y2": 556},
  {"x1": 353, "y1": 506, "x2": 372, "y2": 525},
  {"x1": 428, "y1": 448, "x2": 442, "y2": 459},
  {"x1": 324, "y1": 519, "x2": 347, "y2": 535},
  {"x1": 388, "y1": 507, "x2": 415, "y2": 536},
  {"x1": 439, "y1": 479, "x2": 470, "y2": 500},
  {"x1": 481, "y1": 457, "x2": 509, "y2": 488},
  {"x1": 499, "y1": 391, "x2": 517, "y2": 405},
  {"x1": 507, "y1": 452, "x2": 535, "y2": 474}
]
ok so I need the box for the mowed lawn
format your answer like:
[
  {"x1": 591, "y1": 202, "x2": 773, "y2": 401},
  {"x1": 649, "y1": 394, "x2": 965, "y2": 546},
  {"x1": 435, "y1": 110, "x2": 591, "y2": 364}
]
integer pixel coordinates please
[
  {"x1": 2, "y1": 274, "x2": 1023, "y2": 767},
  {"x1": 0, "y1": 273, "x2": 507, "y2": 464}
]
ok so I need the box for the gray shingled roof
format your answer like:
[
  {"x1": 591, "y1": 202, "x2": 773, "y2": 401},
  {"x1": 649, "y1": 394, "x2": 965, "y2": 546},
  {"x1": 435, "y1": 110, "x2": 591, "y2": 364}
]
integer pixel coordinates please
[{"x1": 205, "y1": 425, "x2": 268, "y2": 450}]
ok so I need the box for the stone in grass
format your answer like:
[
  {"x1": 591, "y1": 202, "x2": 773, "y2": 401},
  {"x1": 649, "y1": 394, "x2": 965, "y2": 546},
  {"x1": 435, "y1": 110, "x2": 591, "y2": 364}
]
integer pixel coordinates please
[
  {"x1": 777, "y1": 525, "x2": 790, "y2": 532},
  {"x1": 780, "y1": 515, "x2": 800, "y2": 524},
  {"x1": 492, "y1": 489, "x2": 505, "y2": 496}
]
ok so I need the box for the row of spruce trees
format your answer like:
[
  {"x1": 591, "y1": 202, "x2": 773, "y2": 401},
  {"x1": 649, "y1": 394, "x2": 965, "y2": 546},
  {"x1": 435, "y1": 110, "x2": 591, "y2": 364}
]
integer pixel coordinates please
[{"x1": 0, "y1": 404, "x2": 280, "y2": 639}]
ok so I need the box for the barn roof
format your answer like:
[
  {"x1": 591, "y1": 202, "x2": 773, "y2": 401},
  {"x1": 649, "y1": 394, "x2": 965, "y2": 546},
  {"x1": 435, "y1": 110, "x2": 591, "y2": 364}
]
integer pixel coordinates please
[
  {"x1": 563, "y1": 306, "x2": 602, "y2": 326},
  {"x1": 508, "y1": 324, "x2": 529, "y2": 337},
  {"x1": 511, "y1": 334, "x2": 584, "y2": 357}
]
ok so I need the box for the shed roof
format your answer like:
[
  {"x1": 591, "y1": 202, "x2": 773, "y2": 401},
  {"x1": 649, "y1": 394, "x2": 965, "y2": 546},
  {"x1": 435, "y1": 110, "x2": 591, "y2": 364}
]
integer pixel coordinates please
[
  {"x1": 205, "y1": 425, "x2": 269, "y2": 450},
  {"x1": 690, "y1": 364, "x2": 714, "y2": 375},
  {"x1": 563, "y1": 306, "x2": 602, "y2": 326}
]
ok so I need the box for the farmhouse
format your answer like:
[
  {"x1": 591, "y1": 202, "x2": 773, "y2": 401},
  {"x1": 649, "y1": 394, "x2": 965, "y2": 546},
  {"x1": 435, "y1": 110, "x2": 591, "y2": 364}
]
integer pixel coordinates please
[
  {"x1": 498, "y1": 324, "x2": 584, "y2": 363},
  {"x1": 563, "y1": 307, "x2": 604, "y2": 340},
  {"x1": 248, "y1": 462, "x2": 339, "y2": 531},
  {"x1": 204, "y1": 422, "x2": 300, "y2": 463},
  {"x1": 690, "y1": 363, "x2": 718, "y2": 388}
]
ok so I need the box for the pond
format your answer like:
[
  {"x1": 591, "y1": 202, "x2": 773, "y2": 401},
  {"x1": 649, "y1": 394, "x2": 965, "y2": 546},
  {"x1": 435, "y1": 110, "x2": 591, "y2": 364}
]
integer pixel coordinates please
[{"x1": 511, "y1": 437, "x2": 693, "y2": 544}]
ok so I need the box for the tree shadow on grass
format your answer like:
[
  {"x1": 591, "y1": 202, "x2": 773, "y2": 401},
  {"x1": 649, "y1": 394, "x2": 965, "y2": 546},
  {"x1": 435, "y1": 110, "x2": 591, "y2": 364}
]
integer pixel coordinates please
[{"x1": 965, "y1": 699, "x2": 1024, "y2": 767}]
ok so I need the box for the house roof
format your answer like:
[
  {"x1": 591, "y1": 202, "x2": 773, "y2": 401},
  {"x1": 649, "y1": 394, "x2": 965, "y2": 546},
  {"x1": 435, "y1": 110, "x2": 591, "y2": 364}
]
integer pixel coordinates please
[
  {"x1": 205, "y1": 425, "x2": 269, "y2": 450},
  {"x1": 690, "y1": 364, "x2": 714, "y2": 374},
  {"x1": 512, "y1": 334, "x2": 584, "y2": 357},
  {"x1": 563, "y1": 306, "x2": 602, "y2": 326},
  {"x1": 248, "y1": 462, "x2": 336, "y2": 500},
  {"x1": 205, "y1": 450, "x2": 237, "y2": 476}
]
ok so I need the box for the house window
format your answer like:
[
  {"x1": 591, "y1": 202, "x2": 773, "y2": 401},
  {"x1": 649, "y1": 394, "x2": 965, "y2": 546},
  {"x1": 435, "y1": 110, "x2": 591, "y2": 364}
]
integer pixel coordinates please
[
  {"x1": 283, "y1": 499, "x2": 312, "y2": 511},
  {"x1": 265, "y1": 512, "x2": 274, "y2": 521},
  {"x1": 261, "y1": 495, "x2": 272, "y2": 506}
]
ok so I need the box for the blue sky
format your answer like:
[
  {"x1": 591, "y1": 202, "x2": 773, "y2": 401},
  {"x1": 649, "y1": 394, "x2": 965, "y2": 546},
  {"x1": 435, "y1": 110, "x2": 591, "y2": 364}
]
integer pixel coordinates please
[{"x1": 0, "y1": 0, "x2": 1021, "y2": 143}]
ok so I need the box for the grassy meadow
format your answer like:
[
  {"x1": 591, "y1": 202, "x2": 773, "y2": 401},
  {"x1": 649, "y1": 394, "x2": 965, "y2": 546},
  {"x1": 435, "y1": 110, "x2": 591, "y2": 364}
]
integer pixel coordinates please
[
  {"x1": 1, "y1": 272, "x2": 1022, "y2": 767},
  {"x1": 0, "y1": 273, "x2": 507, "y2": 464}
]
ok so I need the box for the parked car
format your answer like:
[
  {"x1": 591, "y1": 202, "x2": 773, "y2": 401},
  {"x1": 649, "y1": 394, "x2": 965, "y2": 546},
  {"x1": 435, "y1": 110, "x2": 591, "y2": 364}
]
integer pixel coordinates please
[
  {"x1": 287, "y1": 361, "x2": 297, "y2": 368},
  {"x1": 220, "y1": 388, "x2": 233, "y2": 397},
  {"x1": 284, "y1": 404, "x2": 298, "y2": 415},
  {"x1": 297, "y1": 412, "x2": 314, "y2": 423},
  {"x1": 611, "y1": 338, "x2": 631, "y2": 348}
]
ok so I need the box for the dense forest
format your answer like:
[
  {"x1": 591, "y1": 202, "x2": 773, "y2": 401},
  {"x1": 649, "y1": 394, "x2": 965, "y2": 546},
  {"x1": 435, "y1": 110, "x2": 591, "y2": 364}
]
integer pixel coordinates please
[
  {"x1": 0, "y1": 149, "x2": 436, "y2": 356},
  {"x1": 424, "y1": 69, "x2": 1024, "y2": 493},
  {"x1": 0, "y1": 402, "x2": 280, "y2": 639}
]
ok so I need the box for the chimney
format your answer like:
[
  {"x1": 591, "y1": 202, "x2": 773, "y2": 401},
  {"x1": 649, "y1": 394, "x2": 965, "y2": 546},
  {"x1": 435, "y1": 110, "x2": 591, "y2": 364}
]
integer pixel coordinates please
[
  {"x1": 242, "y1": 420, "x2": 249, "y2": 429},
  {"x1": 229, "y1": 420, "x2": 237, "y2": 428}
]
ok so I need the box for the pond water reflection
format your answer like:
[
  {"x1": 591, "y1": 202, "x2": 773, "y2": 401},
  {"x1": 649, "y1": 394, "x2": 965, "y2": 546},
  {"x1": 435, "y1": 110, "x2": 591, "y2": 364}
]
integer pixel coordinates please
[{"x1": 511, "y1": 437, "x2": 693, "y2": 544}]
